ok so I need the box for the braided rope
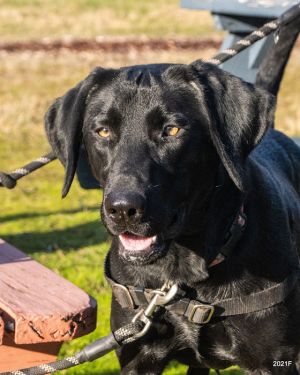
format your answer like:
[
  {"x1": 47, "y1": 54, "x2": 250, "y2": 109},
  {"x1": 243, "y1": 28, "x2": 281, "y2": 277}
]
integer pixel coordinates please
[
  {"x1": 0, "y1": 152, "x2": 56, "y2": 188},
  {"x1": 0, "y1": 321, "x2": 145, "y2": 375},
  {"x1": 1, "y1": 356, "x2": 80, "y2": 375},
  {"x1": 204, "y1": 21, "x2": 279, "y2": 65},
  {"x1": 114, "y1": 321, "x2": 145, "y2": 345}
]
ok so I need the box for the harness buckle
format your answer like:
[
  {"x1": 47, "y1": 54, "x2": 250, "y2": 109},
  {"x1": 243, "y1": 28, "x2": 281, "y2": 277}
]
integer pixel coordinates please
[
  {"x1": 187, "y1": 302, "x2": 215, "y2": 324},
  {"x1": 131, "y1": 282, "x2": 179, "y2": 339}
]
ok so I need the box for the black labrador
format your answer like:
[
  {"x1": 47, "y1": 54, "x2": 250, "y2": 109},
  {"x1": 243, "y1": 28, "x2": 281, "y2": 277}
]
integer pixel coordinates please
[{"x1": 45, "y1": 61, "x2": 300, "y2": 374}]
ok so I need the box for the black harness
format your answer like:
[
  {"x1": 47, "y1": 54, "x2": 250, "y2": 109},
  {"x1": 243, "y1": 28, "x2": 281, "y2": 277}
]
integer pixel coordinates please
[{"x1": 105, "y1": 207, "x2": 299, "y2": 324}]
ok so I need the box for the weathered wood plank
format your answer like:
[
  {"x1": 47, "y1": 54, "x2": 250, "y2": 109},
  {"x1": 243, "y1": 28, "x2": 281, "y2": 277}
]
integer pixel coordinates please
[
  {"x1": 0, "y1": 335, "x2": 62, "y2": 372},
  {"x1": 0, "y1": 239, "x2": 97, "y2": 345}
]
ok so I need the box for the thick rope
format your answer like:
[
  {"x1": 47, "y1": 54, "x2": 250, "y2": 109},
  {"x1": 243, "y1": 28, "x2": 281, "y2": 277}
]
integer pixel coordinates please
[
  {"x1": 0, "y1": 322, "x2": 144, "y2": 375},
  {"x1": 0, "y1": 152, "x2": 56, "y2": 188},
  {"x1": 203, "y1": 2, "x2": 300, "y2": 66},
  {"x1": 204, "y1": 21, "x2": 279, "y2": 65},
  {"x1": 2, "y1": 356, "x2": 81, "y2": 375}
]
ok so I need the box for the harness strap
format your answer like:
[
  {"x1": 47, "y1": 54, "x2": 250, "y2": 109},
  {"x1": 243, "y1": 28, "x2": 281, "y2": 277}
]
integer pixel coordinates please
[
  {"x1": 106, "y1": 263, "x2": 299, "y2": 324},
  {"x1": 166, "y1": 272, "x2": 299, "y2": 322}
]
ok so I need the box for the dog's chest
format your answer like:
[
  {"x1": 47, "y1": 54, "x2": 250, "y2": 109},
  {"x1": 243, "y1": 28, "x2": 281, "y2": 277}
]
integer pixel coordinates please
[{"x1": 160, "y1": 311, "x2": 237, "y2": 368}]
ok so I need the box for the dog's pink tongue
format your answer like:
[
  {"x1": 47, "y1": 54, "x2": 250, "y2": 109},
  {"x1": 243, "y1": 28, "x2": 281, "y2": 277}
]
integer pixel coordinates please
[{"x1": 119, "y1": 233, "x2": 156, "y2": 251}]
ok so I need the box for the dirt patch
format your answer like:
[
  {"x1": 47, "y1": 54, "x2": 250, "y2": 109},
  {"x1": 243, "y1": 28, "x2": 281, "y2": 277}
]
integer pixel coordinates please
[{"x1": 0, "y1": 36, "x2": 222, "y2": 53}]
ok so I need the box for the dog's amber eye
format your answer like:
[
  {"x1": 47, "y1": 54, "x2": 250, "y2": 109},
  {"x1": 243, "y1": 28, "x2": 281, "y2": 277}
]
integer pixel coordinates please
[
  {"x1": 98, "y1": 127, "x2": 110, "y2": 138},
  {"x1": 164, "y1": 126, "x2": 180, "y2": 137}
]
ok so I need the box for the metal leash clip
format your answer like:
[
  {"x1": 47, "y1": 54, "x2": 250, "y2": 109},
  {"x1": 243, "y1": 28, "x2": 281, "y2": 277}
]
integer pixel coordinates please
[{"x1": 131, "y1": 282, "x2": 179, "y2": 339}]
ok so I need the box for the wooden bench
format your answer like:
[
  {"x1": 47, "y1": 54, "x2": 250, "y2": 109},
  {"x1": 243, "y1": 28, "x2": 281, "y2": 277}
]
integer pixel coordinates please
[{"x1": 0, "y1": 239, "x2": 97, "y2": 372}]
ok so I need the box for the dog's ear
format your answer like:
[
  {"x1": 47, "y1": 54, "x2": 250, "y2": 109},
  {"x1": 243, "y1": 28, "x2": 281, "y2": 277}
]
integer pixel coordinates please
[
  {"x1": 190, "y1": 61, "x2": 275, "y2": 191},
  {"x1": 45, "y1": 68, "x2": 116, "y2": 197}
]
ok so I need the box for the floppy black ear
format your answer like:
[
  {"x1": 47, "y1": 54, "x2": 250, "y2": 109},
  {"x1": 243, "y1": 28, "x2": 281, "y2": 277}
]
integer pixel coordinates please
[
  {"x1": 190, "y1": 61, "x2": 275, "y2": 191},
  {"x1": 45, "y1": 67, "x2": 116, "y2": 197}
]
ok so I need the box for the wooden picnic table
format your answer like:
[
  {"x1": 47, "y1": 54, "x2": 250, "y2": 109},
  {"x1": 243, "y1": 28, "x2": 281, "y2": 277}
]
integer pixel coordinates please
[{"x1": 0, "y1": 239, "x2": 97, "y2": 372}]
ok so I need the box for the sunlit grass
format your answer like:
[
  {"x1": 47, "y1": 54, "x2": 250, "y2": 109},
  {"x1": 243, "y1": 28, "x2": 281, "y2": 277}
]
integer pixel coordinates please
[{"x1": 0, "y1": 0, "x2": 218, "y2": 41}]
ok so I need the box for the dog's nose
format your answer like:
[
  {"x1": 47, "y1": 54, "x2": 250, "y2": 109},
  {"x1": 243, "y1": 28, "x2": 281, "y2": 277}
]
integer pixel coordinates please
[{"x1": 104, "y1": 192, "x2": 145, "y2": 225}]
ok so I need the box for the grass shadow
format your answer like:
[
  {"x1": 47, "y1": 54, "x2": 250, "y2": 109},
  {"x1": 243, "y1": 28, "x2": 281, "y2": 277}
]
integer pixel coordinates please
[
  {"x1": 0, "y1": 206, "x2": 99, "y2": 224},
  {"x1": 1, "y1": 220, "x2": 109, "y2": 254}
]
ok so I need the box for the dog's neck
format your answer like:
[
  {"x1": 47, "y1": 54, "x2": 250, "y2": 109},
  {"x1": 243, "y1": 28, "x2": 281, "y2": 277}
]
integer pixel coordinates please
[
  {"x1": 179, "y1": 163, "x2": 243, "y2": 238},
  {"x1": 174, "y1": 166, "x2": 245, "y2": 278},
  {"x1": 108, "y1": 165, "x2": 245, "y2": 289}
]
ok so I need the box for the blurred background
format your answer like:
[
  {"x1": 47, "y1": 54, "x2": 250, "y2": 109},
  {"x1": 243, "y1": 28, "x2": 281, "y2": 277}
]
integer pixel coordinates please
[{"x1": 0, "y1": 1, "x2": 299, "y2": 374}]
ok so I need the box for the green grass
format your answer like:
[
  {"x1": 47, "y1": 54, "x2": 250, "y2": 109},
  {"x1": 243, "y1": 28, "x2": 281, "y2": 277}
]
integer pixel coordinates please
[{"x1": 0, "y1": 0, "x2": 219, "y2": 41}]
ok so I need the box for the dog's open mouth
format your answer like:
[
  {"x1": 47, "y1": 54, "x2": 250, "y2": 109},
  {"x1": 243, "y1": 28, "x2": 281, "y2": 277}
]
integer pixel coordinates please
[
  {"x1": 119, "y1": 232, "x2": 157, "y2": 252},
  {"x1": 118, "y1": 232, "x2": 167, "y2": 262}
]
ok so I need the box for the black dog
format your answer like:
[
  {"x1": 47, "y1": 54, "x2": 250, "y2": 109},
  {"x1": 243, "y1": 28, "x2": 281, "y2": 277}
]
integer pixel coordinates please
[{"x1": 45, "y1": 60, "x2": 300, "y2": 374}]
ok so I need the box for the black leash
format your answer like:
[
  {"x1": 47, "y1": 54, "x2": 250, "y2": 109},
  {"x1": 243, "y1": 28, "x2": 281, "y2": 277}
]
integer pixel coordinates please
[{"x1": 1, "y1": 2, "x2": 299, "y2": 190}]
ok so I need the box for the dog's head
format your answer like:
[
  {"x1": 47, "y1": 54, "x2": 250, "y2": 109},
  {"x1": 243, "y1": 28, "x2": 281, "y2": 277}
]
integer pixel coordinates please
[{"x1": 45, "y1": 62, "x2": 274, "y2": 264}]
